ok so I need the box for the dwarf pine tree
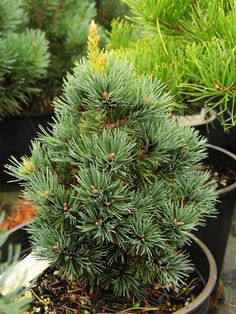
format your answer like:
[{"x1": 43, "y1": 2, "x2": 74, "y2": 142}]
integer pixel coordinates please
[
  {"x1": 8, "y1": 22, "x2": 216, "y2": 298},
  {"x1": 0, "y1": 0, "x2": 49, "y2": 118}
]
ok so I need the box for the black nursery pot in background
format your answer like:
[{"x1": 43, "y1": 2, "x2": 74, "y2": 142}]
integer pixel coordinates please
[
  {"x1": 196, "y1": 118, "x2": 236, "y2": 154},
  {"x1": 0, "y1": 226, "x2": 217, "y2": 314},
  {"x1": 175, "y1": 111, "x2": 236, "y2": 154},
  {"x1": 0, "y1": 112, "x2": 53, "y2": 183},
  {"x1": 194, "y1": 144, "x2": 236, "y2": 283}
]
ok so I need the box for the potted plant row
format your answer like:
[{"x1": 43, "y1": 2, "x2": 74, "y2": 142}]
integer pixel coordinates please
[{"x1": 1, "y1": 22, "x2": 218, "y2": 314}]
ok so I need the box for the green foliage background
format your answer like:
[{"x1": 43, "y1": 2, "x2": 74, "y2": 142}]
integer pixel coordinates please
[
  {"x1": 0, "y1": 0, "x2": 49, "y2": 118},
  {"x1": 110, "y1": 0, "x2": 236, "y2": 129}
]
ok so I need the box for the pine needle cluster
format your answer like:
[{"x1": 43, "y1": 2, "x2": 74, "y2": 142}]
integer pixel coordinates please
[
  {"x1": 111, "y1": 0, "x2": 236, "y2": 129},
  {"x1": 0, "y1": 0, "x2": 49, "y2": 118},
  {"x1": 8, "y1": 22, "x2": 216, "y2": 298}
]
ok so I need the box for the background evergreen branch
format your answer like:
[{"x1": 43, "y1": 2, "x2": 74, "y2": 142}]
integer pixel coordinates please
[
  {"x1": 0, "y1": 0, "x2": 49, "y2": 118},
  {"x1": 110, "y1": 0, "x2": 236, "y2": 129}
]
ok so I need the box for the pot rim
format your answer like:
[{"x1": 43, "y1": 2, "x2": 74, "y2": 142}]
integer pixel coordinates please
[
  {"x1": 172, "y1": 108, "x2": 216, "y2": 127},
  {"x1": 175, "y1": 235, "x2": 217, "y2": 314},
  {"x1": 2, "y1": 226, "x2": 217, "y2": 314},
  {"x1": 206, "y1": 143, "x2": 236, "y2": 197},
  {"x1": 5, "y1": 222, "x2": 30, "y2": 236}
]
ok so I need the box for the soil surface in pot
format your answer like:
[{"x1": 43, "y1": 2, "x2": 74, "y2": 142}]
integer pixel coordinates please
[
  {"x1": 24, "y1": 267, "x2": 204, "y2": 314},
  {"x1": 199, "y1": 164, "x2": 236, "y2": 190}
]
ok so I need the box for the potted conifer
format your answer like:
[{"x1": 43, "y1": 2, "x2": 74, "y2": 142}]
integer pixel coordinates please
[
  {"x1": 4, "y1": 22, "x2": 217, "y2": 313},
  {"x1": 0, "y1": 0, "x2": 50, "y2": 182},
  {"x1": 111, "y1": 0, "x2": 236, "y2": 152},
  {"x1": 0, "y1": 0, "x2": 49, "y2": 118}
]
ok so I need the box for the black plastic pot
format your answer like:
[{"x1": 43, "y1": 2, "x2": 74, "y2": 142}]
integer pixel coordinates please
[
  {"x1": 0, "y1": 224, "x2": 30, "y2": 263},
  {"x1": 194, "y1": 144, "x2": 236, "y2": 284},
  {"x1": 175, "y1": 111, "x2": 236, "y2": 154},
  {"x1": 0, "y1": 112, "x2": 53, "y2": 183},
  {"x1": 177, "y1": 235, "x2": 217, "y2": 314},
  {"x1": 196, "y1": 118, "x2": 236, "y2": 154},
  {"x1": 0, "y1": 226, "x2": 216, "y2": 314}
]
